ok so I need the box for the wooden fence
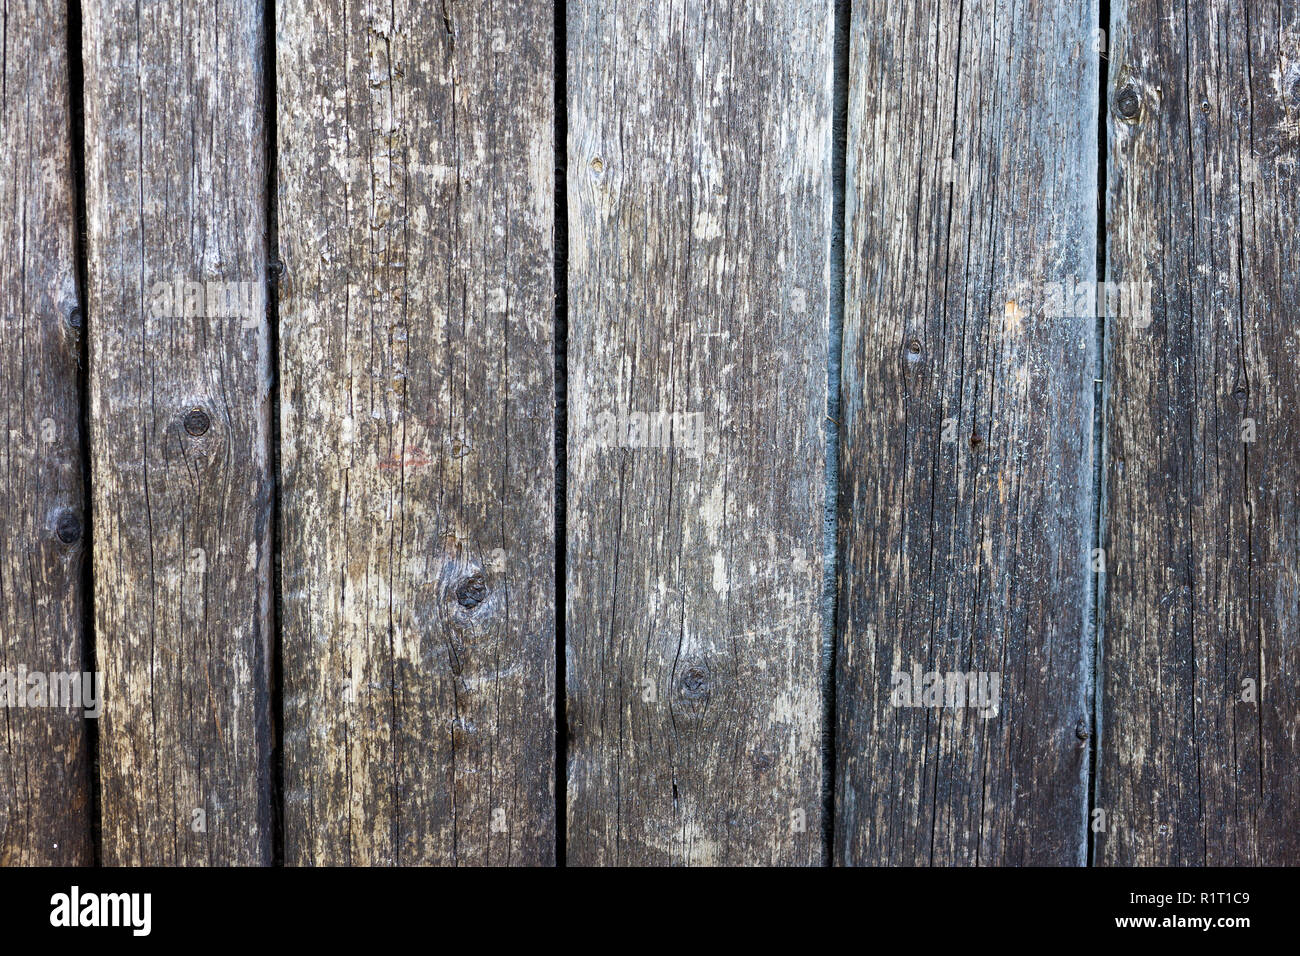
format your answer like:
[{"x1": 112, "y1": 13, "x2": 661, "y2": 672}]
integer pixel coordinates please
[{"x1": 1, "y1": 0, "x2": 1296, "y2": 866}]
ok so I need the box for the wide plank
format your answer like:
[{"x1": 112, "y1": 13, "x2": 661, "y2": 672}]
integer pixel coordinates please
[
  {"x1": 277, "y1": 0, "x2": 556, "y2": 865},
  {"x1": 836, "y1": 0, "x2": 1099, "y2": 865},
  {"x1": 0, "y1": 0, "x2": 92, "y2": 866},
  {"x1": 1099, "y1": 0, "x2": 1300, "y2": 865},
  {"x1": 83, "y1": 0, "x2": 274, "y2": 864},
  {"x1": 566, "y1": 0, "x2": 833, "y2": 865}
]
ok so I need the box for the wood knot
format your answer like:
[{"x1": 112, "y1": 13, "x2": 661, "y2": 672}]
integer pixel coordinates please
[
  {"x1": 454, "y1": 573, "x2": 488, "y2": 609},
  {"x1": 679, "y1": 665, "x2": 710, "y2": 701},
  {"x1": 54, "y1": 509, "x2": 82, "y2": 545},
  {"x1": 441, "y1": 559, "x2": 497, "y2": 631},
  {"x1": 183, "y1": 407, "x2": 211, "y2": 437},
  {"x1": 1075, "y1": 719, "x2": 1090, "y2": 741},
  {"x1": 1116, "y1": 86, "x2": 1141, "y2": 121}
]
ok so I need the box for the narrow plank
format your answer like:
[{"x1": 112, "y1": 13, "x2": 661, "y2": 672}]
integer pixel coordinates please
[
  {"x1": 566, "y1": 0, "x2": 832, "y2": 865},
  {"x1": 83, "y1": 0, "x2": 273, "y2": 864},
  {"x1": 836, "y1": 0, "x2": 1099, "y2": 864},
  {"x1": 1100, "y1": 0, "x2": 1300, "y2": 864},
  {"x1": 0, "y1": 0, "x2": 92, "y2": 865},
  {"x1": 277, "y1": 0, "x2": 556, "y2": 865}
]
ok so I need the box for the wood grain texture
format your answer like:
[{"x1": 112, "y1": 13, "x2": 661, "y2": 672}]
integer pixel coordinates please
[
  {"x1": 836, "y1": 0, "x2": 1098, "y2": 865},
  {"x1": 277, "y1": 0, "x2": 556, "y2": 865},
  {"x1": 566, "y1": 0, "x2": 832, "y2": 866},
  {"x1": 0, "y1": 0, "x2": 92, "y2": 866},
  {"x1": 83, "y1": 0, "x2": 274, "y2": 864},
  {"x1": 1099, "y1": 0, "x2": 1300, "y2": 865}
]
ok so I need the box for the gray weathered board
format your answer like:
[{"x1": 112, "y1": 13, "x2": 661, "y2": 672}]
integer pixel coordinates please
[
  {"x1": 276, "y1": 0, "x2": 556, "y2": 865},
  {"x1": 565, "y1": 0, "x2": 832, "y2": 865},
  {"x1": 1, "y1": 0, "x2": 1298, "y2": 868},
  {"x1": 83, "y1": 0, "x2": 274, "y2": 864},
  {"x1": 836, "y1": 0, "x2": 1099, "y2": 865},
  {"x1": 0, "y1": 0, "x2": 92, "y2": 866},
  {"x1": 1099, "y1": 0, "x2": 1300, "y2": 865}
]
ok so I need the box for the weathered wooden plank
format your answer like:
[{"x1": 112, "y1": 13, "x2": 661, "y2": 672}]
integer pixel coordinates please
[
  {"x1": 83, "y1": 0, "x2": 273, "y2": 864},
  {"x1": 277, "y1": 0, "x2": 556, "y2": 865},
  {"x1": 0, "y1": 0, "x2": 93, "y2": 866},
  {"x1": 836, "y1": 0, "x2": 1098, "y2": 864},
  {"x1": 1099, "y1": 0, "x2": 1300, "y2": 865},
  {"x1": 566, "y1": 0, "x2": 832, "y2": 866}
]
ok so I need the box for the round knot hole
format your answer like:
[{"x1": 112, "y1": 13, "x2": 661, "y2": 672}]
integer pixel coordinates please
[
  {"x1": 1116, "y1": 87, "x2": 1141, "y2": 120},
  {"x1": 455, "y1": 573, "x2": 488, "y2": 610},
  {"x1": 183, "y1": 408, "x2": 211, "y2": 437},
  {"x1": 680, "y1": 665, "x2": 710, "y2": 700},
  {"x1": 55, "y1": 509, "x2": 82, "y2": 545}
]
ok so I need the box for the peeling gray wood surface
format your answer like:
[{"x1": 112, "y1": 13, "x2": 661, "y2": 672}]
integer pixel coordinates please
[
  {"x1": 0, "y1": 0, "x2": 92, "y2": 866},
  {"x1": 83, "y1": 0, "x2": 274, "y2": 864},
  {"x1": 566, "y1": 0, "x2": 833, "y2": 865},
  {"x1": 836, "y1": 0, "x2": 1098, "y2": 865},
  {"x1": 277, "y1": 0, "x2": 556, "y2": 865},
  {"x1": 4, "y1": 0, "x2": 1298, "y2": 872},
  {"x1": 1100, "y1": 0, "x2": 1300, "y2": 865}
]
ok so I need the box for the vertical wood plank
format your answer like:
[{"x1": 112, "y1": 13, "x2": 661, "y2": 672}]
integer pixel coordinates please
[
  {"x1": 566, "y1": 0, "x2": 832, "y2": 866},
  {"x1": 84, "y1": 0, "x2": 273, "y2": 864},
  {"x1": 836, "y1": 0, "x2": 1099, "y2": 864},
  {"x1": 0, "y1": 0, "x2": 92, "y2": 866},
  {"x1": 277, "y1": 0, "x2": 556, "y2": 865},
  {"x1": 1100, "y1": 0, "x2": 1300, "y2": 864}
]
